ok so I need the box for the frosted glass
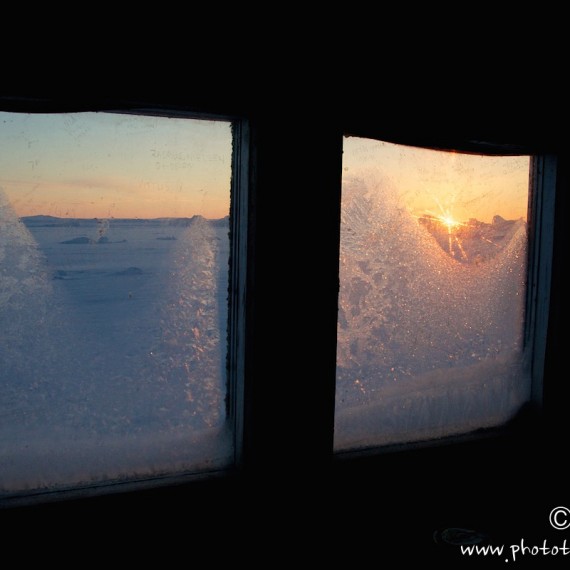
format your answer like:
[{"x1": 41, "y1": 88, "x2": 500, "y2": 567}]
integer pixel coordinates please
[
  {"x1": 0, "y1": 113, "x2": 233, "y2": 495},
  {"x1": 334, "y1": 138, "x2": 531, "y2": 452}
]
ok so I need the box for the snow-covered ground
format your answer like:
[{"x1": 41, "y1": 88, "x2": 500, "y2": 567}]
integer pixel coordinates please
[
  {"x1": 334, "y1": 175, "x2": 530, "y2": 451},
  {"x1": 1, "y1": 195, "x2": 231, "y2": 494}
]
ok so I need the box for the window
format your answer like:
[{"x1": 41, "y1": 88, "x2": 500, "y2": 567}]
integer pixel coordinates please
[
  {"x1": 0, "y1": 111, "x2": 245, "y2": 498},
  {"x1": 334, "y1": 137, "x2": 550, "y2": 453},
  {"x1": 0, "y1": 97, "x2": 559, "y2": 513}
]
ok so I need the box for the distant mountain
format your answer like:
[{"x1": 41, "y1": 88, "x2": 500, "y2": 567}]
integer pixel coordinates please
[
  {"x1": 211, "y1": 215, "x2": 230, "y2": 227},
  {"x1": 22, "y1": 215, "x2": 61, "y2": 222},
  {"x1": 21, "y1": 214, "x2": 229, "y2": 227},
  {"x1": 20, "y1": 215, "x2": 80, "y2": 227},
  {"x1": 163, "y1": 215, "x2": 228, "y2": 227}
]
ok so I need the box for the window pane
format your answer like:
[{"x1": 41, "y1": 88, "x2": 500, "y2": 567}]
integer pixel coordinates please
[
  {"x1": 335, "y1": 137, "x2": 531, "y2": 452},
  {"x1": 0, "y1": 112, "x2": 233, "y2": 495}
]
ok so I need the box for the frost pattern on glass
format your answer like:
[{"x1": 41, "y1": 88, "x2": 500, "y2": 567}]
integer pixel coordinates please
[
  {"x1": 0, "y1": 194, "x2": 231, "y2": 492},
  {"x1": 335, "y1": 161, "x2": 530, "y2": 452},
  {"x1": 0, "y1": 113, "x2": 233, "y2": 495}
]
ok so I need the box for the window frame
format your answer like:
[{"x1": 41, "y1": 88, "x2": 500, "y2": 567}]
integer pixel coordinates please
[
  {"x1": 0, "y1": 95, "x2": 562, "y2": 512},
  {"x1": 332, "y1": 136, "x2": 557, "y2": 460},
  {"x1": 0, "y1": 107, "x2": 251, "y2": 507},
  {"x1": 525, "y1": 155, "x2": 557, "y2": 407}
]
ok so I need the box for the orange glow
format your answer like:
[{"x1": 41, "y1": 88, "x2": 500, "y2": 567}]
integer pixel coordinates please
[
  {"x1": 414, "y1": 204, "x2": 472, "y2": 261},
  {"x1": 420, "y1": 202, "x2": 467, "y2": 233},
  {"x1": 439, "y1": 214, "x2": 461, "y2": 231},
  {"x1": 0, "y1": 112, "x2": 232, "y2": 219},
  {"x1": 342, "y1": 137, "x2": 530, "y2": 224}
]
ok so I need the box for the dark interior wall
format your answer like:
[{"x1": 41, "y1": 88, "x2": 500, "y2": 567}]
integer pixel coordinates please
[
  {"x1": 0, "y1": 94, "x2": 567, "y2": 562},
  {"x1": 1, "y1": 92, "x2": 564, "y2": 152}
]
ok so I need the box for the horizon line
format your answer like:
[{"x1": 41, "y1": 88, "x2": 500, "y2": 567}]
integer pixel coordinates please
[{"x1": 20, "y1": 213, "x2": 230, "y2": 221}]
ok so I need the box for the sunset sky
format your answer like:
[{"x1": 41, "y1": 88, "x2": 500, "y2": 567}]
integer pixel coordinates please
[
  {"x1": 0, "y1": 111, "x2": 530, "y2": 223},
  {"x1": 0, "y1": 111, "x2": 232, "y2": 219},
  {"x1": 343, "y1": 137, "x2": 530, "y2": 223}
]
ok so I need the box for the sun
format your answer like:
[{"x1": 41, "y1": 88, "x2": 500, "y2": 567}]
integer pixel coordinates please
[
  {"x1": 414, "y1": 201, "x2": 471, "y2": 261},
  {"x1": 414, "y1": 208, "x2": 465, "y2": 234},
  {"x1": 438, "y1": 214, "x2": 461, "y2": 232}
]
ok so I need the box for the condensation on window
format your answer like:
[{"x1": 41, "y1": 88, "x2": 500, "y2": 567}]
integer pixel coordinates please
[
  {"x1": 334, "y1": 137, "x2": 531, "y2": 452},
  {"x1": 0, "y1": 112, "x2": 233, "y2": 495}
]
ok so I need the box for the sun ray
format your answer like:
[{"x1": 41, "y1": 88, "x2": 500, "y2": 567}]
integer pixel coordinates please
[
  {"x1": 453, "y1": 235, "x2": 469, "y2": 261},
  {"x1": 414, "y1": 199, "x2": 477, "y2": 262}
]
